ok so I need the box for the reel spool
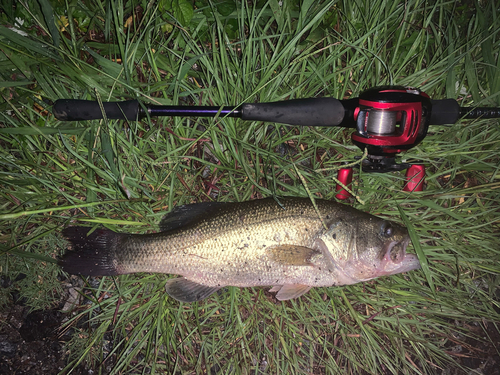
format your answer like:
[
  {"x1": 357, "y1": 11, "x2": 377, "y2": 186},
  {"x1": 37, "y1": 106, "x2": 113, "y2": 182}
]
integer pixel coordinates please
[{"x1": 364, "y1": 110, "x2": 397, "y2": 135}]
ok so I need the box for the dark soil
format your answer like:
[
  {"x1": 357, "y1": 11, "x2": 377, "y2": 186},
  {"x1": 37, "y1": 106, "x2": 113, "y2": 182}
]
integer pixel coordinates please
[
  {"x1": 0, "y1": 305, "x2": 67, "y2": 375},
  {"x1": 0, "y1": 275, "x2": 87, "y2": 375}
]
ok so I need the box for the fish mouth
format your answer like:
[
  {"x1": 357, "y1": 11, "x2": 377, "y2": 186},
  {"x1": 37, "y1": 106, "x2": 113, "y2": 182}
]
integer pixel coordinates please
[
  {"x1": 382, "y1": 237, "x2": 421, "y2": 275},
  {"x1": 333, "y1": 236, "x2": 420, "y2": 283}
]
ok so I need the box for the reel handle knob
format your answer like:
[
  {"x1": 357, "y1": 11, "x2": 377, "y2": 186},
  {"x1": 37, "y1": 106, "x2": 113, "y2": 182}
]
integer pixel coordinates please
[
  {"x1": 335, "y1": 167, "x2": 353, "y2": 199},
  {"x1": 404, "y1": 165, "x2": 425, "y2": 192}
]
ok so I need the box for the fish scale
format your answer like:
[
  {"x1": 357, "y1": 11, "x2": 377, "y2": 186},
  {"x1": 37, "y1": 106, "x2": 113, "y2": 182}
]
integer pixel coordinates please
[{"x1": 61, "y1": 198, "x2": 420, "y2": 302}]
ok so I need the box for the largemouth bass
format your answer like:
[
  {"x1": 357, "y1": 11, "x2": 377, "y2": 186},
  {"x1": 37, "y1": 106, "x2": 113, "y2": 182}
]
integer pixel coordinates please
[{"x1": 61, "y1": 198, "x2": 420, "y2": 302}]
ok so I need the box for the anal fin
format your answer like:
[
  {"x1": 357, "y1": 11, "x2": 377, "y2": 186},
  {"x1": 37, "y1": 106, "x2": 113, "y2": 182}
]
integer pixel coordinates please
[
  {"x1": 271, "y1": 284, "x2": 312, "y2": 300},
  {"x1": 165, "y1": 277, "x2": 221, "y2": 303}
]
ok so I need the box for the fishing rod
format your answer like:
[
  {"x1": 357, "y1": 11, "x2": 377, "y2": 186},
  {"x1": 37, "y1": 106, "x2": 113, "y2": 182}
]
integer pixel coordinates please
[{"x1": 53, "y1": 86, "x2": 500, "y2": 196}]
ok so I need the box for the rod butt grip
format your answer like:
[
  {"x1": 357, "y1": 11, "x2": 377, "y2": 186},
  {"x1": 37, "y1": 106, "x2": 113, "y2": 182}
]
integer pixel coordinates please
[{"x1": 53, "y1": 99, "x2": 140, "y2": 121}]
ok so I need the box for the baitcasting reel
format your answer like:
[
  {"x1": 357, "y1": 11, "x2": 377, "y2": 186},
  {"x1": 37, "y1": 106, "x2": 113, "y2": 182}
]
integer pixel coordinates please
[
  {"x1": 332, "y1": 86, "x2": 499, "y2": 197},
  {"x1": 53, "y1": 86, "x2": 500, "y2": 197}
]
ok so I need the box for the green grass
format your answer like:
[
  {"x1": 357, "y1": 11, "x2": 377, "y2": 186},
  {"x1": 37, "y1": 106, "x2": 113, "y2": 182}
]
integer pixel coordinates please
[{"x1": 1, "y1": 0, "x2": 500, "y2": 374}]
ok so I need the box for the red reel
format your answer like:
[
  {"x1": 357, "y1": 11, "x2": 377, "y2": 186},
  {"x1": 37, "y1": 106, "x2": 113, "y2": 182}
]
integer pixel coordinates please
[{"x1": 350, "y1": 87, "x2": 432, "y2": 172}]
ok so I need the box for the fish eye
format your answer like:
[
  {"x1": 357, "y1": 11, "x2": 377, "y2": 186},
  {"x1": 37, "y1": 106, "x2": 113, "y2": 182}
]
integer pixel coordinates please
[{"x1": 381, "y1": 223, "x2": 393, "y2": 238}]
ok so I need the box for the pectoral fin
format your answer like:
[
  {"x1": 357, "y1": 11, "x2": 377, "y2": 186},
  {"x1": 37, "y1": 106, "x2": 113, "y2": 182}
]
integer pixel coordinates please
[
  {"x1": 271, "y1": 284, "x2": 312, "y2": 300},
  {"x1": 165, "y1": 278, "x2": 221, "y2": 302},
  {"x1": 268, "y1": 245, "x2": 320, "y2": 266}
]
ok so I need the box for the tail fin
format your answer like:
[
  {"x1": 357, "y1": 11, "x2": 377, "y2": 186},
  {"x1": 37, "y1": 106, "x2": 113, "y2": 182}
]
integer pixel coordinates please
[{"x1": 61, "y1": 227, "x2": 122, "y2": 276}]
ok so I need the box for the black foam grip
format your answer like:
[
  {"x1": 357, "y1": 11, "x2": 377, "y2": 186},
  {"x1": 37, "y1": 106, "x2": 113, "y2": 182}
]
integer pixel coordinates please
[
  {"x1": 53, "y1": 99, "x2": 140, "y2": 121},
  {"x1": 429, "y1": 99, "x2": 460, "y2": 125},
  {"x1": 240, "y1": 97, "x2": 345, "y2": 126}
]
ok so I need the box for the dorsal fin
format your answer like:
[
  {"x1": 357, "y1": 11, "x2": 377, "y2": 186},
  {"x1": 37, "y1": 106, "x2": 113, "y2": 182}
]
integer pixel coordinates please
[{"x1": 159, "y1": 201, "x2": 225, "y2": 231}]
